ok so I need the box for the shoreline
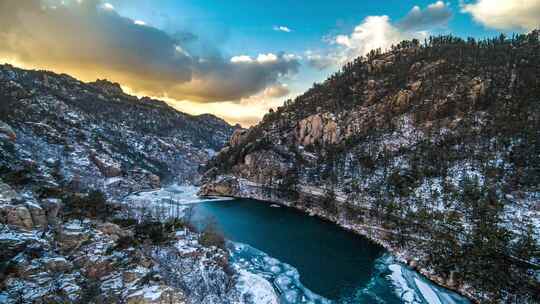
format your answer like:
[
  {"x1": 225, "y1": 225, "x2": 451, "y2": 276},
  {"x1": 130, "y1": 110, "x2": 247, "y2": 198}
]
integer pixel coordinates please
[{"x1": 198, "y1": 180, "x2": 479, "y2": 303}]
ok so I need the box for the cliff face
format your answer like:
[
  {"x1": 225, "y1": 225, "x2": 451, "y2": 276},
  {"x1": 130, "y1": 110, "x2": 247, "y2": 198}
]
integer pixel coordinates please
[
  {"x1": 201, "y1": 33, "x2": 540, "y2": 302},
  {"x1": 0, "y1": 64, "x2": 236, "y2": 199}
]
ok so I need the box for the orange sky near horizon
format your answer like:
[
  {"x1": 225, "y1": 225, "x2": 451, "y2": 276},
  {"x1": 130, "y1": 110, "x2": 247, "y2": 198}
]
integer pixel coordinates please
[{"x1": 1, "y1": 57, "x2": 281, "y2": 127}]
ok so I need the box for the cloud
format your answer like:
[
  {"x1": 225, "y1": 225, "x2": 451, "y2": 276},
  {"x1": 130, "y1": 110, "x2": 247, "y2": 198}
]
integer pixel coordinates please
[
  {"x1": 334, "y1": 16, "x2": 408, "y2": 61},
  {"x1": 161, "y1": 82, "x2": 291, "y2": 127},
  {"x1": 398, "y1": 1, "x2": 452, "y2": 31},
  {"x1": 0, "y1": 0, "x2": 300, "y2": 102},
  {"x1": 101, "y1": 2, "x2": 114, "y2": 10},
  {"x1": 175, "y1": 52, "x2": 299, "y2": 101},
  {"x1": 308, "y1": 15, "x2": 413, "y2": 68},
  {"x1": 256, "y1": 53, "x2": 279, "y2": 63},
  {"x1": 308, "y1": 1, "x2": 448, "y2": 69},
  {"x1": 273, "y1": 25, "x2": 292, "y2": 33},
  {"x1": 262, "y1": 83, "x2": 290, "y2": 98},
  {"x1": 461, "y1": 0, "x2": 540, "y2": 31},
  {"x1": 305, "y1": 51, "x2": 339, "y2": 70},
  {"x1": 230, "y1": 55, "x2": 253, "y2": 63}
]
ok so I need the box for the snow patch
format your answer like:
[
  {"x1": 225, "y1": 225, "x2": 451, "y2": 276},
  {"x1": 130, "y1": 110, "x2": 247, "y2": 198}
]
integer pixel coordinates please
[
  {"x1": 229, "y1": 242, "x2": 332, "y2": 304},
  {"x1": 385, "y1": 255, "x2": 469, "y2": 304},
  {"x1": 235, "y1": 269, "x2": 279, "y2": 304}
]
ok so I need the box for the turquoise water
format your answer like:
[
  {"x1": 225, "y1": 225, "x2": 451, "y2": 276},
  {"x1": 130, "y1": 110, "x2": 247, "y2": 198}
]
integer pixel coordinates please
[{"x1": 189, "y1": 198, "x2": 470, "y2": 304}]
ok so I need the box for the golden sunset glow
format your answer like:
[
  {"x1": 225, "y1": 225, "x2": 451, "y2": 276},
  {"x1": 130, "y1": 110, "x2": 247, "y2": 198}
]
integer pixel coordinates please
[
  {"x1": 1, "y1": 55, "x2": 284, "y2": 127},
  {"x1": 122, "y1": 86, "x2": 284, "y2": 127},
  {"x1": 0, "y1": 0, "x2": 298, "y2": 126}
]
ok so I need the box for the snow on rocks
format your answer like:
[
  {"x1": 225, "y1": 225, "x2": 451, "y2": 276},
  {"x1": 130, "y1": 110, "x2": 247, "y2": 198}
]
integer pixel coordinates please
[
  {"x1": 1, "y1": 205, "x2": 34, "y2": 230},
  {"x1": 0, "y1": 120, "x2": 16, "y2": 141},
  {"x1": 0, "y1": 206, "x2": 256, "y2": 304},
  {"x1": 0, "y1": 182, "x2": 17, "y2": 202},
  {"x1": 125, "y1": 285, "x2": 185, "y2": 304},
  {"x1": 42, "y1": 256, "x2": 73, "y2": 273},
  {"x1": 235, "y1": 269, "x2": 280, "y2": 304}
]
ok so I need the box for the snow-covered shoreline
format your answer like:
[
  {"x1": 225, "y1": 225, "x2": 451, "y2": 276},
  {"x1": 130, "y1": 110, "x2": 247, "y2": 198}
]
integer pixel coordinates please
[
  {"x1": 198, "y1": 178, "x2": 477, "y2": 303},
  {"x1": 142, "y1": 184, "x2": 471, "y2": 303}
]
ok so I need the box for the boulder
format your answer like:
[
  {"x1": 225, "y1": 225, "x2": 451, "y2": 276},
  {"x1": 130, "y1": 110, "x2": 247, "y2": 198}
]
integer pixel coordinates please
[
  {"x1": 229, "y1": 129, "x2": 248, "y2": 147},
  {"x1": 469, "y1": 77, "x2": 489, "y2": 102},
  {"x1": 297, "y1": 113, "x2": 340, "y2": 146},
  {"x1": 369, "y1": 59, "x2": 391, "y2": 73},
  {"x1": 98, "y1": 222, "x2": 133, "y2": 242},
  {"x1": 296, "y1": 114, "x2": 323, "y2": 146},
  {"x1": 41, "y1": 198, "x2": 62, "y2": 227},
  {"x1": 0, "y1": 232, "x2": 30, "y2": 261},
  {"x1": 123, "y1": 267, "x2": 149, "y2": 284},
  {"x1": 57, "y1": 222, "x2": 90, "y2": 252},
  {"x1": 43, "y1": 257, "x2": 73, "y2": 273},
  {"x1": 127, "y1": 169, "x2": 161, "y2": 190},
  {"x1": 126, "y1": 285, "x2": 185, "y2": 304},
  {"x1": 409, "y1": 80, "x2": 422, "y2": 92},
  {"x1": 198, "y1": 176, "x2": 239, "y2": 197},
  {"x1": 2, "y1": 205, "x2": 34, "y2": 230},
  {"x1": 202, "y1": 167, "x2": 219, "y2": 182},
  {"x1": 148, "y1": 174, "x2": 161, "y2": 189},
  {"x1": 0, "y1": 182, "x2": 18, "y2": 202},
  {"x1": 409, "y1": 62, "x2": 423, "y2": 73},
  {"x1": 10, "y1": 256, "x2": 34, "y2": 279},
  {"x1": 322, "y1": 120, "x2": 339, "y2": 144},
  {"x1": 393, "y1": 90, "x2": 413, "y2": 112},
  {"x1": 244, "y1": 153, "x2": 255, "y2": 167},
  {"x1": 24, "y1": 201, "x2": 48, "y2": 229},
  {"x1": 90, "y1": 79, "x2": 124, "y2": 96},
  {"x1": 89, "y1": 151, "x2": 122, "y2": 178},
  {"x1": 85, "y1": 258, "x2": 114, "y2": 280},
  {"x1": 217, "y1": 146, "x2": 231, "y2": 157},
  {"x1": 240, "y1": 150, "x2": 289, "y2": 184}
]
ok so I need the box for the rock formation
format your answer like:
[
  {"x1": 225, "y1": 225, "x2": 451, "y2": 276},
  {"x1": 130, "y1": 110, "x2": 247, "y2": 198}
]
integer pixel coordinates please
[{"x1": 201, "y1": 32, "x2": 540, "y2": 303}]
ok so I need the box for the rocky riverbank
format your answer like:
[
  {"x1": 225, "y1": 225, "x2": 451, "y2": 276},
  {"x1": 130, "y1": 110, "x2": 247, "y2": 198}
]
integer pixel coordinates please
[
  {"x1": 199, "y1": 176, "x2": 480, "y2": 302},
  {"x1": 0, "y1": 179, "x2": 282, "y2": 304}
]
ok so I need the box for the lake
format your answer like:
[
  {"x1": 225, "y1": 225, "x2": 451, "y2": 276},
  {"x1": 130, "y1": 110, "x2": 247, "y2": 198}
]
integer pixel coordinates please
[{"x1": 188, "y1": 198, "x2": 470, "y2": 304}]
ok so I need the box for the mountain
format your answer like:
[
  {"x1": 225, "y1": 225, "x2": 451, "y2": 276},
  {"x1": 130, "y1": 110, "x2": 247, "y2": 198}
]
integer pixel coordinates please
[
  {"x1": 200, "y1": 31, "x2": 540, "y2": 302},
  {"x1": 0, "y1": 65, "x2": 265, "y2": 303},
  {"x1": 0, "y1": 64, "x2": 237, "y2": 198}
]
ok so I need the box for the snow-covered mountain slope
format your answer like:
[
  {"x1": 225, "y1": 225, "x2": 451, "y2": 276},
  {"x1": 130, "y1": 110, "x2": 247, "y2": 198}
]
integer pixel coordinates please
[
  {"x1": 0, "y1": 64, "x2": 246, "y2": 303},
  {"x1": 200, "y1": 32, "x2": 540, "y2": 302},
  {"x1": 0, "y1": 64, "x2": 237, "y2": 199}
]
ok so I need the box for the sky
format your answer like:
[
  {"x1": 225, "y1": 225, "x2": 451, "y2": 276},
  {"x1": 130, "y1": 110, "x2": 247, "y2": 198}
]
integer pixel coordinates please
[{"x1": 0, "y1": 0, "x2": 538, "y2": 126}]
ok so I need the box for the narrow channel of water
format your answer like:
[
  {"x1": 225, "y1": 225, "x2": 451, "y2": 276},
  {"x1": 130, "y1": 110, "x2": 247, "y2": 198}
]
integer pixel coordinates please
[{"x1": 189, "y1": 198, "x2": 470, "y2": 304}]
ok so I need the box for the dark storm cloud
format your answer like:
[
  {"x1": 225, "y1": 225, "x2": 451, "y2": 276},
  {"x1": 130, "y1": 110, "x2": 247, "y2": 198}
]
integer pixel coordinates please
[{"x1": 0, "y1": 0, "x2": 299, "y2": 102}]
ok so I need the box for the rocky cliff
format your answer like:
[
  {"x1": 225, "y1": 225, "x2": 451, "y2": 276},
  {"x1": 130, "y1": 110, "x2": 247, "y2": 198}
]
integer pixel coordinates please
[
  {"x1": 0, "y1": 64, "x2": 237, "y2": 199},
  {"x1": 201, "y1": 32, "x2": 540, "y2": 302}
]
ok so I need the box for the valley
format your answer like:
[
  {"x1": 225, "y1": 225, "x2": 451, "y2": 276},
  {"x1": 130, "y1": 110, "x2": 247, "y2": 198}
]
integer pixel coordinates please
[{"x1": 1, "y1": 31, "x2": 539, "y2": 304}]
